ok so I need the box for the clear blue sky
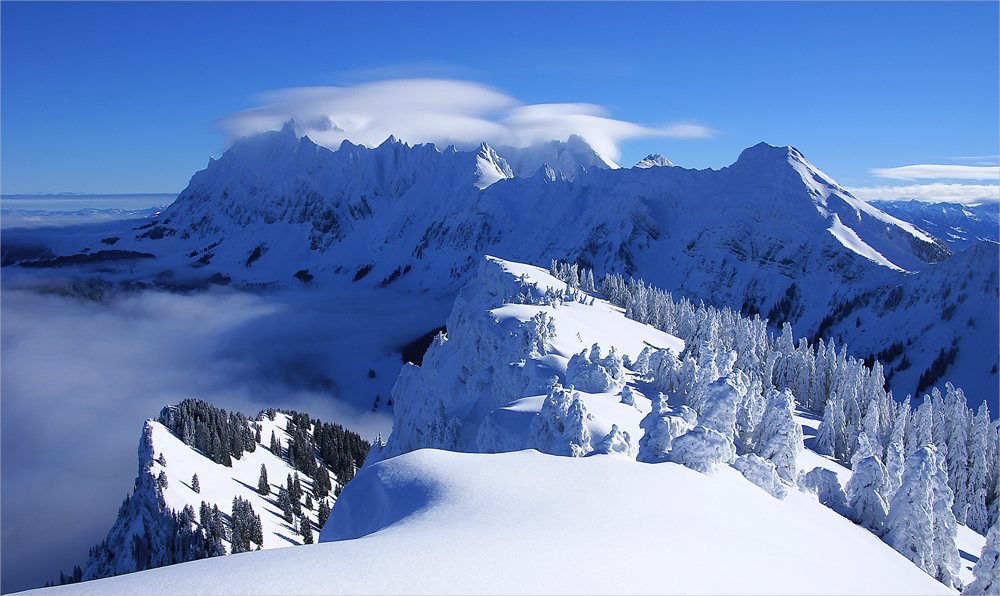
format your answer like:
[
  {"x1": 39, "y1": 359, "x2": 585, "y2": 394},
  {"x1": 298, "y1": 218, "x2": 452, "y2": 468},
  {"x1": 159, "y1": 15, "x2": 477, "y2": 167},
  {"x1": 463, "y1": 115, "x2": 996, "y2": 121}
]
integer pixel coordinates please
[{"x1": 2, "y1": 1, "x2": 997, "y2": 198}]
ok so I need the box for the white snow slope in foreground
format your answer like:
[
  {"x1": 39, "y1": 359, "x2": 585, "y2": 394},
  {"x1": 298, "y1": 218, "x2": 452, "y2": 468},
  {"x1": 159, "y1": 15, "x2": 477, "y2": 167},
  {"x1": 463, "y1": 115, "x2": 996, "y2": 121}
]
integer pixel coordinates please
[
  {"x1": 27, "y1": 258, "x2": 980, "y2": 595},
  {"x1": 33, "y1": 449, "x2": 951, "y2": 595}
]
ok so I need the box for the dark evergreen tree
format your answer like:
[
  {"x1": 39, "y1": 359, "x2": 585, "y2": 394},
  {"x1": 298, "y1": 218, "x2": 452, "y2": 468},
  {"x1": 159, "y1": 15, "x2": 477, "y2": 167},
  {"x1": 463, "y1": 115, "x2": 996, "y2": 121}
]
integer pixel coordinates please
[
  {"x1": 277, "y1": 486, "x2": 293, "y2": 523},
  {"x1": 257, "y1": 464, "x2": 269, "y2": 496},
  {"x1": 157, "y1": 470, "x2": 168, "y2": 490},
  {"x1": 157, "y1": 453, "x2": 167, "y2": 466},
  {"x1": 313, "y1": 467, "x2": 331, "y2": 499},
  {"x1": 318, "y1": 500, "x2": 331, "y2": 530},
  {"x1": 301, "y1": 517, "x2": 313, "y2": 544},
  {"x1": 305, "y1": 493, "x2": 313, "y2": 510},
  {"x1": 191, "y1": 473, "x2": 200, "y2": 494},
  {"x1": 270, "y1": 430, "x2": 281, "y2": 456}
]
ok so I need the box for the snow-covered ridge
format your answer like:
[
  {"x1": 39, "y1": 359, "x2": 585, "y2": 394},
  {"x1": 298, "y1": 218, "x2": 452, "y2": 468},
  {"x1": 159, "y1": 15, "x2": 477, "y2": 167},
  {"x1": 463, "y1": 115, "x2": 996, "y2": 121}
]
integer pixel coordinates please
[
  {"x1": 35, "y1": 256, "x2": 994, "y2": 595},
  {"x1": 69, "y1": 402, "x2": 367, "y2": 586}
]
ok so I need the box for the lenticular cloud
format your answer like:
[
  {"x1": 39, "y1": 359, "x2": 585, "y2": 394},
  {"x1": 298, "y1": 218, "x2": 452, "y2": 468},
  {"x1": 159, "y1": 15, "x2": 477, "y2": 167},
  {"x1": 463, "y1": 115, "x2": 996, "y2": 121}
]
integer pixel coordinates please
[{"x1": 216, "y1": 79, "x2": 713, "y2": 163}]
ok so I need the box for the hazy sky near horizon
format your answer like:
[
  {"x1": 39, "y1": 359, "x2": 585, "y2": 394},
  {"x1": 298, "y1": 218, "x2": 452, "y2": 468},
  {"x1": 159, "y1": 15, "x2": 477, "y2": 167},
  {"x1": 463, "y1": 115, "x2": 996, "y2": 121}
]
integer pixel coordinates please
[{"x1": 2, "y1": 2, "x2": 998, "y2": 200}]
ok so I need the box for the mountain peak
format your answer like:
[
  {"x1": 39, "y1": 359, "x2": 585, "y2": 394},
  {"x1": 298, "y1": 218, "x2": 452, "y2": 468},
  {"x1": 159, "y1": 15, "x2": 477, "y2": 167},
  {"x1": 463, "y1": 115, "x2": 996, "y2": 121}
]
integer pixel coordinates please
[
  {"x1": 378, "y1": 135, "x2": 400, "y2": 148},
  {"x1": 634, "y1": 154, "x2": 675, "y2": 169}
]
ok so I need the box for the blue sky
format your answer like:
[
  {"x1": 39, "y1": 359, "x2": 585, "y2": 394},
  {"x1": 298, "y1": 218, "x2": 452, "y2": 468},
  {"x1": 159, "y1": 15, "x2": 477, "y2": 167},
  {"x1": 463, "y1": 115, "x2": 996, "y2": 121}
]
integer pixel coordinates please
[{"x1": 2, "y1": 1, "x2": 997, "y2": 202}]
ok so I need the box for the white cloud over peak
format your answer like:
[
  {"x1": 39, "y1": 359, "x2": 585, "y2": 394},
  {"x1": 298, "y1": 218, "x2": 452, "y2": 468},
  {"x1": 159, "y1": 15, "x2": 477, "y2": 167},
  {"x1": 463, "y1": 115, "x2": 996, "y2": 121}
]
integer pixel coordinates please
[
  {"x1": 872, "y1": 164, "x2": 1000, "y2": 181},
  {"x1": 846, "y1": 183, "x2": 1000, "y2": 205},
  {"x1": 216, "y1": 79, "x2": 715, "y2": 163}
]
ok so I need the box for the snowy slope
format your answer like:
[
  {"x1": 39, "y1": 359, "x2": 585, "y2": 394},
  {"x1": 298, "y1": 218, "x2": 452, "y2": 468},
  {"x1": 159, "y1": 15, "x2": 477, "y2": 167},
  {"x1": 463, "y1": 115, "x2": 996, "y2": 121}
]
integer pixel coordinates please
[
  {"x1": 77, "y1": 409, "x2": 346, "y2": 583},
  {"x1": 33, "y1": 449, "x2": 953, "y2": 596},
  {"x1": 26, "y1": 256, "x2": 978, "y2": 595}
]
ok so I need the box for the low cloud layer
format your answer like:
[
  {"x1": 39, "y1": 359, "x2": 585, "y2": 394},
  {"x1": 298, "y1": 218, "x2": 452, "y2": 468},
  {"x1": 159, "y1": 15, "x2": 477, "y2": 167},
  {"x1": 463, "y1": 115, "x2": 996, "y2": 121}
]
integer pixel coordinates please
[
  {"x1": 847, "y1": 183, "x2": 1000, "y2": 205},
  {"x1": 872, "y1": 164, "x2": 1000, "y2": 181},
  {"x1": 216, "y1": 79, "x2": 714, "y2": 163},
  {"x1": 1, "y1": 281, "x2": 450, "y2": 592}
]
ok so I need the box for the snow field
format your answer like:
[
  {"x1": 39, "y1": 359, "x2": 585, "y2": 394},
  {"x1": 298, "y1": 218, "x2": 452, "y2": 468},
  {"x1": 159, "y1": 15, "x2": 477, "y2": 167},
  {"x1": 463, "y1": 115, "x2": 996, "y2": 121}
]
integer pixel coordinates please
[{"x1": 35, "y1": 449, "x2": 953, "y2": 595}]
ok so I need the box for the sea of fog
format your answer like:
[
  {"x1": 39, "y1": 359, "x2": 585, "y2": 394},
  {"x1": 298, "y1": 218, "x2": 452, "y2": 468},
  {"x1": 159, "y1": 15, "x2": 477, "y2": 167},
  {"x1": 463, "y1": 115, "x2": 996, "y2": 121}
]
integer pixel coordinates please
[
  {"x1": 0, "y1": 214, "x2": 453, "y2": 592},
  {"x1": 0, "y1": 194, "x2": 177, "y2": 229}
]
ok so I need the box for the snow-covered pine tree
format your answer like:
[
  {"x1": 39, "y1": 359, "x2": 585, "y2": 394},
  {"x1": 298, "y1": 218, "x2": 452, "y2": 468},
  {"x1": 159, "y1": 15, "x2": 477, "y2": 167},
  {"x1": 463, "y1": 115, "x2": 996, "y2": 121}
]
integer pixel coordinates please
[
  {"x1": 964, "y1": 521, "x2": 999, "y2": 595},
  {"x1": 885, "y1": 397, "x2": 910, "y2": 501},
  {"x1": 754, "y1": 388, "x2": 803, "y2": 484},
  {"x1": 930, "y1": 448, "x2": 961, "y2": 589},
  {"x1": 815, "y1": 392, "x2": 848, "y2": 461},
  {"x1": 967, "y1": 402, "x2": 993, "y2": 534},
  {"x1": 845, "y1": 456, "x2": 889, "y2": 533},
  {"x1": 636, "y1": 394, "x2": 695, "y2": 463},
  {"x1": 884, "y1": 446, "x2": 937, "y2": 578},
  {"x1": 944, "y1": 383, "x2": 971, "y2": 525}
]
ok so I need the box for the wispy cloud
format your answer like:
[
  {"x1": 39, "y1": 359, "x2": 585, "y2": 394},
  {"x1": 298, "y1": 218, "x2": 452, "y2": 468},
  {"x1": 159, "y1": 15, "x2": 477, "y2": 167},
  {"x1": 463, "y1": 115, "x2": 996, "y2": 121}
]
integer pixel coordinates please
[
  {"x1": 216, "y1": 79, "x2": 715, "y2": 162},
  {"x1": 871, "y1": 164, "x2": 1000, "y2": 181},
  {"x1": 846, "y1": 183, "x2": 1000, "y2": 205}
]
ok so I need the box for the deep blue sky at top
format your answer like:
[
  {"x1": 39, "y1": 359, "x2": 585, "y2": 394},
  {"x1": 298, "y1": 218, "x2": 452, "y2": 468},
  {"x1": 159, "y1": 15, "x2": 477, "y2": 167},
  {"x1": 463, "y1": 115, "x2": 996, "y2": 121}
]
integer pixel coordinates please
[{"x1": 1, "y1": 1, "x2": 997, "y2": 194}]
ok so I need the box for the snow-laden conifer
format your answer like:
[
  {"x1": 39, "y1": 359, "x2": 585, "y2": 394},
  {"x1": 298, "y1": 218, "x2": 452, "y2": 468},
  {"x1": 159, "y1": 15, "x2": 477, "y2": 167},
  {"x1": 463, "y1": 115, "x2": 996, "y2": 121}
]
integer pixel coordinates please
[
  {"x1": 734, "y1": 454, "x2": 786, "y2": 500},
  {"x1": 964, "y1": 521, "x2": 999, "y2": 595},
  {"x1": 592, "y1": 424, "x2": 637, "y2": 457},
  {"x1": 754, "y1": 388, "x2": 802, "y2": 484},
  {"x1": 884, "y1": 446, "x2": 937, "y2": 577},
  {"x1": 797, "y1": 467, "x2": 849, "y2": 515},
  {"x1": 845, "y1": 456, "x2": 889, "y2": 533},
  {"x1": 528, "y1": 383, "x2": 593, "y2": 457},
  {"x1": 636, "y1": 393, "x2": 694, "y2": 463},
  {"x1": 669, "y1": 425, "x2": 736, "y2": 475}
]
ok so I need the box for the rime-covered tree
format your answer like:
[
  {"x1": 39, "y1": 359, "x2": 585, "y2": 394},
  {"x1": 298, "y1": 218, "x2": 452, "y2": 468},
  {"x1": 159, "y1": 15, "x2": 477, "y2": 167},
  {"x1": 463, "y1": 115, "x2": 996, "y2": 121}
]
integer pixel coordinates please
[
  {"x1": 967, "y1": 402, "x2": 993, "y2": 534},
  {"x1": 814, "y1": 392, "x2": 845, "y2": 460},
  {"x1": 845, "y1": 456, "x2": 889, "y2": 533},
  {"x1": 964, "y1": 522, "x2": 999, "y2": 595},
  {"x1": 755, "y1": 388, "x2": 802, "y2": 484},
  {"x1": 636, "y1": 394, "x2": 695, "y2": 463},
  {"x1": 797, "y1": 467, "x2": 849, "y2": 515},
  {"x1": 669, "y1": 426, "x2": 735, "y2": 475},
  {"x1": 528, "y1": 383, "x2": 593, "y2": 457},
  {"x1": 930, "y1": 449, "x2": 961, "y2": 589},
  {"x1": 884, "y1": 446, "x2": 937, "y2": 578}
]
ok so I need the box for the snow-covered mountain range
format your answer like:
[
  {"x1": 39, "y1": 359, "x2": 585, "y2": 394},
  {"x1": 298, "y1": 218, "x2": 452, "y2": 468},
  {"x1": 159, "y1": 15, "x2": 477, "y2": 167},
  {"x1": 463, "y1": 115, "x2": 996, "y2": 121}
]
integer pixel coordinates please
[
  {"x1": 4, "y1": 125, "x2": 996, "y2": 414},
  {"x1": 30, "y1": 256, "x2": 997, "y2": 595},
  {"x1": 869, "y1": 200, "x2": 999, "y2": 253}
]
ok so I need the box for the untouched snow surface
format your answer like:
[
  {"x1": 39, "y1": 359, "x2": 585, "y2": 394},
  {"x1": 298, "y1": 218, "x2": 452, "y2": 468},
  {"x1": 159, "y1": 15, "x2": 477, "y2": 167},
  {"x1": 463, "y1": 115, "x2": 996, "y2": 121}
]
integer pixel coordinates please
[{"x1": 32, "y1": 449, "x2": 952, "y2": 595}]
